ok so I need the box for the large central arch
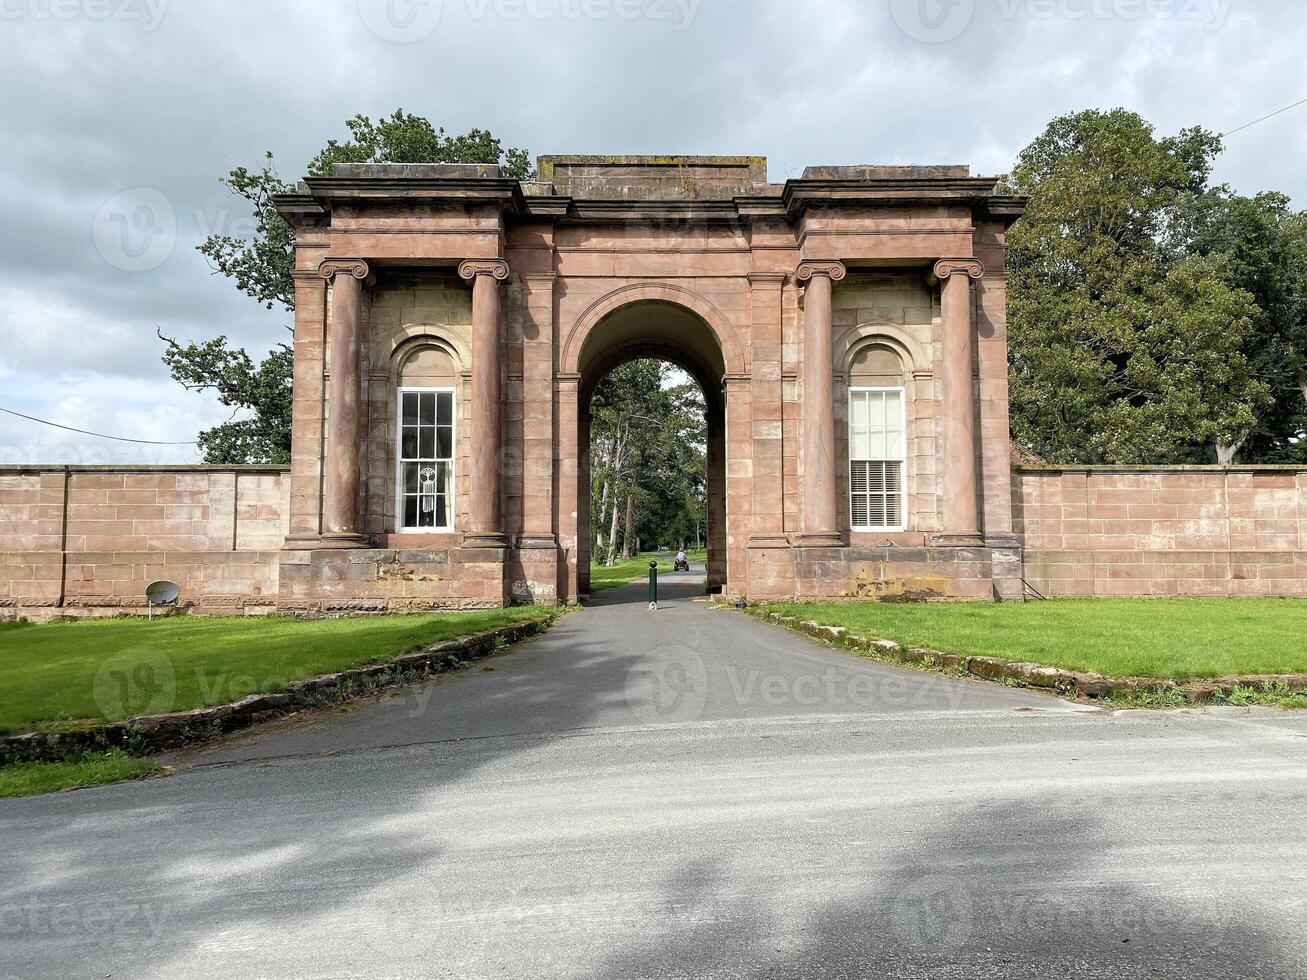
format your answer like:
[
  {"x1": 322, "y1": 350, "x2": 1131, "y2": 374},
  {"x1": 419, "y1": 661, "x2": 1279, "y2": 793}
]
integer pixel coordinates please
[{"x1": 566, "y1": 285, "x2": 742, "y2": 597}]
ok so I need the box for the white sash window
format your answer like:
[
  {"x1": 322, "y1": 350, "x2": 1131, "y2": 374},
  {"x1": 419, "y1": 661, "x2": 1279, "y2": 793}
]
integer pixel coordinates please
[
  {"x1": 397, "y1": 388, "x2": 455, "y2": 531},
  {"x1": 848, "y1": 388, "x2": 906, "y2": 531}
]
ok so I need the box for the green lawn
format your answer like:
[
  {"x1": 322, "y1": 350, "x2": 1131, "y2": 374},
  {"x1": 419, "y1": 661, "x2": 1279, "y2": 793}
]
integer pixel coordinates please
[
  {"x1": 761, "y1": 598, "x2": 1307, "y2": 681},
  {"x1": 0, "y1": 752, "x2": 164, "y2": 799},
  {"x1": 0, "y1": 607, "x2": 550, "y2": 735},
  {"x1": 589, "y1": 549, "x2": 707, "y2": 593}
]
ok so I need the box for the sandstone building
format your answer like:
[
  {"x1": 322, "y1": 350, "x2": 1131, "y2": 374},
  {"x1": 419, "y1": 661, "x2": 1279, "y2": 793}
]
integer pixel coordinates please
[{"x1": 3, "y1": 156, "x2": 1306, "y2": 618}]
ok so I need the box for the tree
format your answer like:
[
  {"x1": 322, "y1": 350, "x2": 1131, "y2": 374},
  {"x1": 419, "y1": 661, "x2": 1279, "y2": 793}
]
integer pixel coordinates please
[
  {"x1": 1003, "y1": 108, "x2": 1270, "y2": 464},
  {"x1": 589, "y1": 360, "x2": 706, "y2": 564},
  {"x1": 158, "y1": 330, "x2": 293, "y2": 464},
  {"x1": 1176, "y1": 190, "x2": 1307, "y2": 462},
  {"x1": 169, "y1": 110, "x2": 531, "y2": 463},
  {"x1": 197, "y1": 110, "x2": 533, "y2": 313}
]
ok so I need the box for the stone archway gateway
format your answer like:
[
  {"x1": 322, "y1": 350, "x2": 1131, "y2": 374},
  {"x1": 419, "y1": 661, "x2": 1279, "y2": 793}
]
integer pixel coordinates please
[
  {"x1": 274, "y1": 156, "x2": 1028, "y2": 609},
  {"x1": 9, "y1": 155, "x2": 1307, "y2": 621},
  {"x1": 572, "y1": 292, "x2": 734, "y2": 597}
]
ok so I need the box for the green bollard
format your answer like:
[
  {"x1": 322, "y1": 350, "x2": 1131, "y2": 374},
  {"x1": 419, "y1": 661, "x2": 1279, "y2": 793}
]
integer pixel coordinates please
[{"x1": 648, "y1": 560, "x2": 658, "y2": 610}]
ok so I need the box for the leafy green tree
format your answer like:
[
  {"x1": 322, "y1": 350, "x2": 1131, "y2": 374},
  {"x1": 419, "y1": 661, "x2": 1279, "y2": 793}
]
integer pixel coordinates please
[
  {"x1": 589, "y1": 360, "x2": 706, "y2": 563},
  {"x1": 198, "y1": 109, "x2": 533, "y2": 313},
  {"x1": 1177, "y1": 190, "x2": 1307, "y2": 461},
  {"x1": 1003, "y1": 108, "x2": 1270, "y2": 464},
  {"x1": 169, "y1": 110, "x2": 531, "y2": 463},
  {"x1": 157, "y1": 330, "x2": 292, "y2": 464}
]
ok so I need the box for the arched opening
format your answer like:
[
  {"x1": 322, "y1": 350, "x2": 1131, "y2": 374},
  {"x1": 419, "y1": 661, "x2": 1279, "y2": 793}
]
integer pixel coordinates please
[{"x1": 574, "y1": 299, "x2": 729, "y2": 598}]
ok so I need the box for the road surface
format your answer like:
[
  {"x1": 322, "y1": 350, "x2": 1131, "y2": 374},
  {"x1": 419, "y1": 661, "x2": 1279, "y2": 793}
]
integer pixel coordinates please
[{"x1": 2, "y1": 566, "x2": 1304, "y2": 978}]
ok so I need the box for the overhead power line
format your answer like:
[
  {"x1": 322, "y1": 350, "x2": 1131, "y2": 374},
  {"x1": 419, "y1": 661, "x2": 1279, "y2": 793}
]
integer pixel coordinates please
[
  {"x1": 1221, "y1": 97, "x2": 1307, "y2": 138},
  {"x1": 0, "y1": 406, "x2": 198, "y2": 445}
]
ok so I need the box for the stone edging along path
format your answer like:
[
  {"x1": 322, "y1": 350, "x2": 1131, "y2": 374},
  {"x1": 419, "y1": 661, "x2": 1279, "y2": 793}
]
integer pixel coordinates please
[
  {"x1": 0, "y1": 616, "x2": 556, "y2": 766},
  {"x1": 745, "y1": 608, "x2": 1307, "y2": 706}
]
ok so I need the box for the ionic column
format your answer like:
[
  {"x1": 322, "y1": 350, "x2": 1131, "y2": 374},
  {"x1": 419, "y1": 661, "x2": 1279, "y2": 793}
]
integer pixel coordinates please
[
  {"x1": 318, "y1": 258, "x2": 370, "y2": 547},
  {"x1": 459, "y1": 258, "x2": 510, "y2": 548},
  {"x1": 795, "y1": 260, "x2": 846, "y2": 547},
  {"x1": 934, "y1": 257, "x2": 985, "y2": 545}
]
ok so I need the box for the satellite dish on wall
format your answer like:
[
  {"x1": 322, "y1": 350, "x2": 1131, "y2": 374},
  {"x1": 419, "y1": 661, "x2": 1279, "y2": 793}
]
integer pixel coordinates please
[{"x1": 145, "y1": 580, "x2": 180, "y2": 620}]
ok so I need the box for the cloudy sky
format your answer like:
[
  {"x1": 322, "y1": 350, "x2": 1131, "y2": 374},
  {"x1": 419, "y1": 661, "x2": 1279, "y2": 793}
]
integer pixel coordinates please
[{"x1": 1, "y1": 0, "x2": 1302, "y2": 464}]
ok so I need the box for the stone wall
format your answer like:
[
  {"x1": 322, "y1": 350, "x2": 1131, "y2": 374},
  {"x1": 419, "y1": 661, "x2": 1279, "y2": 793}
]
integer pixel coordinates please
[
  {"x1": 791, "y1": 544, "x2": 1016, "y2": 602},
  {"x1": 1014, "y1": 466, "x2": 1307, "y2": 597},
  {"x1": 0, "y1": 466, "x2": 289, "y2": 621},
  {"x1": 8, "y1": 463, "x2": 1307, "y2": 620}
]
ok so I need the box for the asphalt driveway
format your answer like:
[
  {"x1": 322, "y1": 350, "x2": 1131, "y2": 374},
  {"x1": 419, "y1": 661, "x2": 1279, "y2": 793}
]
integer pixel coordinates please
[{"x1": 2, "y1": 567, "x2": 1305, "y2": 978}]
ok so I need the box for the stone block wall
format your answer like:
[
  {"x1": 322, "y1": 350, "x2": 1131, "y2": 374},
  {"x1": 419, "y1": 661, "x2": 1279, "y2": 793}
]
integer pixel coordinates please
[
  {"x1": 1014, "y1": 466, "x2": 1307, "y2": 597},
  {"x1": 791, "y1": 545, "x2": 1007, "y2": 602},
  {"x1": 0, "y1": 466, "x2": 289, "y2": 621},
  {"x1": 277, "y1": 548, "x2": 509, "y2": 613}
]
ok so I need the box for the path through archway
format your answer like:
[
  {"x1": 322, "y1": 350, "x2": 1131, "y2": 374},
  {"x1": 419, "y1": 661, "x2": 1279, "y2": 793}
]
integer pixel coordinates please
[{"x1": 574, "y1": 299, "x2": 729, "y2": 598}]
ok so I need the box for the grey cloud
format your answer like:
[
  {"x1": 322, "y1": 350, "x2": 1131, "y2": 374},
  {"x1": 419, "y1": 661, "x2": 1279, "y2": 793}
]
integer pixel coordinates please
[{"x1": 1, "y1": 0, "x2": 1302, "y2": 462}]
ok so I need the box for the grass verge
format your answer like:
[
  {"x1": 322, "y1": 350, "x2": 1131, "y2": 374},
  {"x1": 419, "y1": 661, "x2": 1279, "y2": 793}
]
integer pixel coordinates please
[
  {"x1": 760, "y1": 598, "x2": 1307, "y2": 681},
  {"x1": 0, "y1": 750, "x2": 163, "y2": 799},
  {"x1": 0, "y1": 606, "x2": 552, "y2": 735}
]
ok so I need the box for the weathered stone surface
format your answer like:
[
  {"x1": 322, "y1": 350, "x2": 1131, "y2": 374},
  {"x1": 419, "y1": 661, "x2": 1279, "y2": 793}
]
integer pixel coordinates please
[
  {"x1": 1071, "y1": 673, "x2": 1115, "y2": 698},
  {"x1": 1020, "y1": 665, "x2": 1066, "y2": 689},
  {"x1": 1179, "y1": 682, "x2": 1221, "y2": 703},
  {"x1": 967, "y1": 657, "x2": 1007, "y2": 681}
]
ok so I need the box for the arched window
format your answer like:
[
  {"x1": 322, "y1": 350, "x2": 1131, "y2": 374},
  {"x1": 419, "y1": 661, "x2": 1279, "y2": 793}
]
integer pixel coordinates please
[
  {"x1": 396, "y1": 345, "x2": 456, "y2": 531},
  {"x1": 847, "y1": 343, "x2": 906, "y2": 531}
]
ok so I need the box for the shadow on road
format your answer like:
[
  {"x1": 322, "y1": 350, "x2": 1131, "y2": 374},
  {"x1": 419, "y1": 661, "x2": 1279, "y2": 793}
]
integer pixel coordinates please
[{"x1": 575, "y1": 800, "x2": 1303, "y2": 979}]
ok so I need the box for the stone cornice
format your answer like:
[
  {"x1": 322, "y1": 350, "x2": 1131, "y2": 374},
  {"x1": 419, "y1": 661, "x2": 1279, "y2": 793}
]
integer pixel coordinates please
[
  {"x1": 933, "y1": 257, "x2": 985, "y2": 281},
  {"x1": 458, "y1": 259, "x2": 510, "y2": 281},
  {"x1": 273, "y1": 193, "x2": 327, "y2": 230},
  {"x1": 795, "y1": 260, "x2": 847, "y2": 283},
  {"x1": 299, "y1": 176, "x2": 525, "y2": 209},
  {"x1": 782, "y1": 177, "x2": 1009, "y2": 215},
  {"x1": 317, "y1": 258, "x2": 370, "y2": 280},
  {"x1": 274, "y1": 174, "x2": 1027, "y2": 229}
]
